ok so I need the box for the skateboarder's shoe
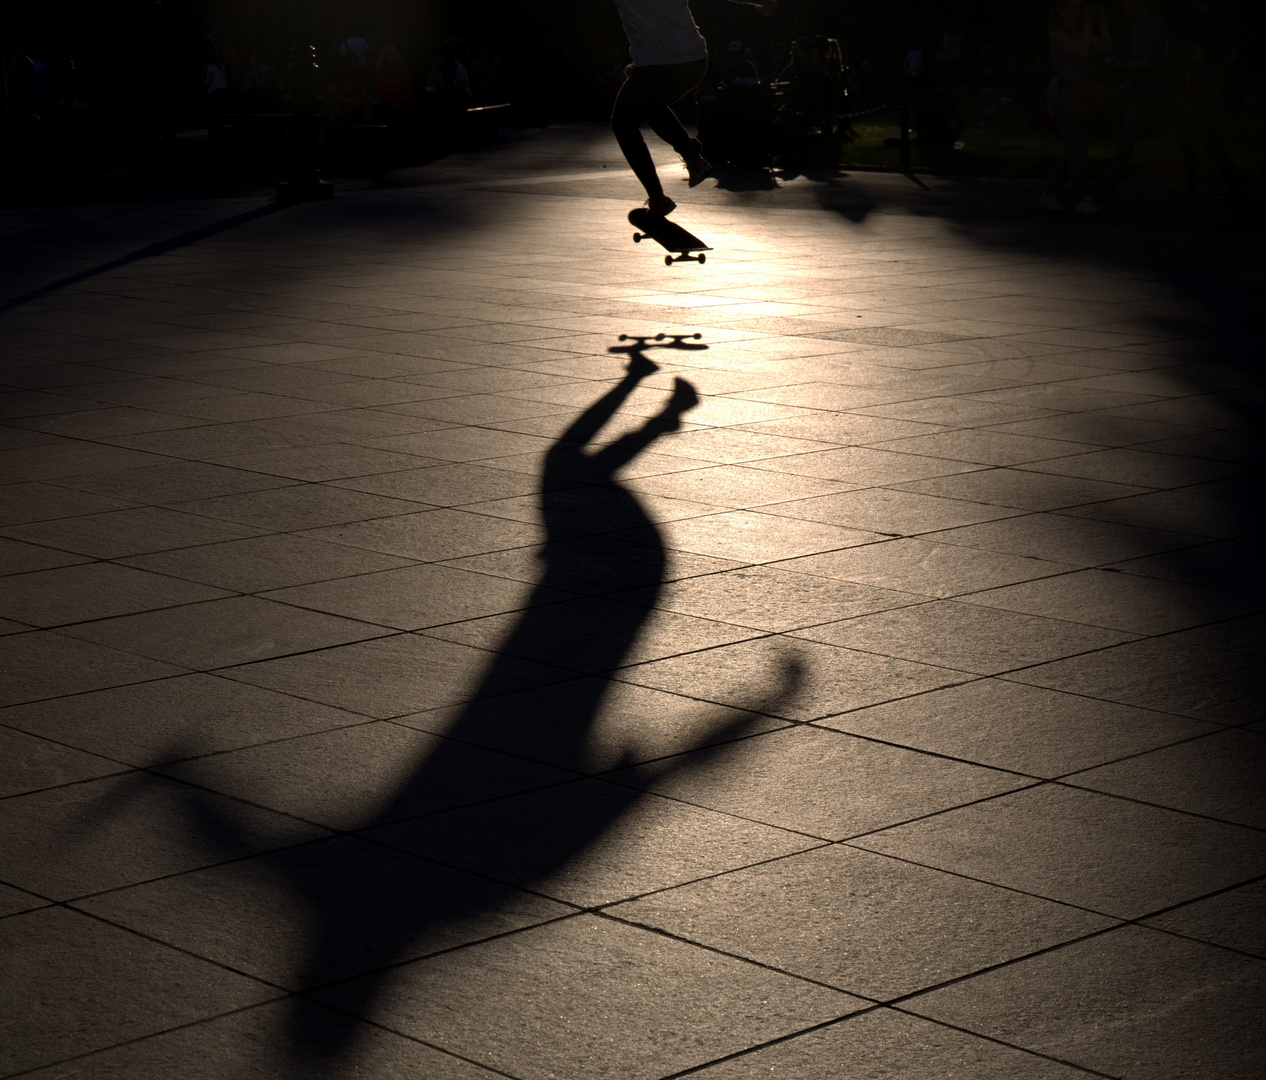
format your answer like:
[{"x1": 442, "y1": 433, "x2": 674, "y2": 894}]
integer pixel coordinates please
[
  {"x1": 686, "y1": 155, "x2": 713, "y2": 188},
  {"x1": 646, "y1": 194, "x2": 677, "y2": 217}
]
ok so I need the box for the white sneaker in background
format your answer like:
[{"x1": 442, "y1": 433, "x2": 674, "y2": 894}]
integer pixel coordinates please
[
  {"x1": 1038, "y1": 192, "x2": 1064, "y2": 212},
  {"x1": 1074, "y1": 196, "x2": 1100, "y2": 215}
]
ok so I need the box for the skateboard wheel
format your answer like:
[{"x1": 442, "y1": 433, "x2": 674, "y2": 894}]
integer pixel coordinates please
[
  {"x1": 698, "y1": 253, "x2": 706, "y2": 264},
  {"x1": 665, "y1": 255, "x2": 673, "y2": 266},
  {"x1": 633, "y1": 233, "x2": 642, "y2": 243}
]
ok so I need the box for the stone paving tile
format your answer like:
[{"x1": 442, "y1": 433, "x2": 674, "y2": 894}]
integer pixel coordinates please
[
  {"x1": 1107, "y1": 539, "x2": 1264, "y2": 594},
  {"x1": 0, "y1": 535, "x2": 91, "y2": 574},
  {"x1": 245, "y1": 408, "x2": 454, "y2": 448},
  {"x1": 737, "y1": 409, "x2": 946, "y2": 444},
  {"x1": 1169, "y1": 612, "x2": 1266, "y2": 654},
  {"x1": 761, "y1": 485, "x2": 1023, "y2": 535},
  {"x1": 76, "y1": 834, "x2": 572, "y2": 990},
  {"x1": 749, "y1": 445, "x2": 986, "y2": 488},
  {"x1": 0, "y1": 725, "x2": 123, "y2": 797},
  {"x1": 170, "y1": 483, "x2": 424, "y2": 531},
  {"x1": 1059, "y1": 487, "x2": 1251, "y2": 538},
  {"x1": 314, "y1": 915, "x2": 863, "y2": 1080},
  {"x1": 960, "y1": 567, "x2": 1255, "y2": 635},
  {"x1": 8, "y1": 404, "x2": 211, "y2": 439},
  {"x1": 369, "y1": 425, "x2": 552, "y2": 463},
  {"x1": 14, "y1": 998, "x2": 501, "y2": 1080},
  {"x1": 466, "y1": 486, "x2": 726, "y2": 529},
  {"x1": 897, "y1": 466, "x2": 1152, "y2": 510},
  {"x1": 1022, "y1": 446, "x2": 1243, "y2": 489},
  {"x1": 51, "y1": 460, "x2": 295, "y2": 503},
  {"x1": 0, "y1": 906, "x2": 277, "y2": 1077},
  {"x1": 0, "y1": 771, "x2": 327, "y2": 901},
  {"x1": 122, "y1": 532, "x2": 415, "y2": 592},
  {"x1": 0, "y1": 480, "x2": 136, "y2": 524},
  {"x1": 368, "y1": 776, "x2": 818, "y2": 908},
  {"x1": 157, "y1": 722, "x2": 577, "y2": 831},
  {"x1": 794, "y1": 600, "x2": 1135, "y2": 675},
  {"x1": 328, "y1": 460, "x2": 550, "y2": 506},
  {"x1": 824, "y1": 678, "x2": 1213, "y2": 777},
  {"x1": 1140, "y1": 879, "x2": 1266, "y2": 957},
  {"x1": 905, "y1": 926, "x2": 1266, "y2": 1080},
  {"x1": 209, "y1": 442, "x2": 441, "y2": 481},
  {"x1": 610, "y1": 845, "x2": 1111, "y2": 999},
  {"x1": 0, "y1": 437, "x2": 170, "y2": 479},
  {"x1": 1066, "y1": 729, "x2": 1266, "y2": 828},
  {"x1": 608, "y1": 724, "x2": 1025, "y2": 839},
  {"x1": 0, "y1": 562, "x2": 228, "y2": 627},
  {"x1": 297, "y1": 507, "x2": 548, "y2": 562},
  {"x1": 262, "y1": 562, "x2": 553, "y2": 632},
  {"x1": 865, "y1": 427, "x2": 1085, "y2": 466},
  {"x1": 620, "y1": 562, "x2": 920, "y2": 631},
  {"x1": 854, "y1": 396, "x2": 1053, "y2": 429},
  {"x1": 0, "y1": 631, "x2": 185, "y2": 706},
  {"x1": 428, "y1": 595, "x2": 758, "y2": 670},
  {"x1": 221, "y1": 632, "x2": 571, "y2": 719},
  {"x1": 620, "y1": 507, "x2": 881, "y2": 562},
  {"x1": 686, "y1": 1007, "x2": 1093, "y2": 1079},
  {"x1": 60, "y1": 595, "x2": 393, "y2": 668},
  {"x1": 617, "y1": 635, "x2": 969, "y2": 720},
  {"x1": 397, "y1": 675, "x2": 790, "y2": 774},
  {"x1": 855, "y1": 783, "x2": 1266, "y2": 918},
  {"x1": 1, "y1": 505, "x2": 266, "y2": 559},
  {"x1": 625, "y1": 461, "x2": 856, "y2": 508},
  {"x1": 0, "y1": 880, "x2": 49, "y2": 917},
  {"x1": 772, "y1": 536, "x2": 1071, "y2": 599},
  {"x1": 928, "y1": 511, "x2": 1206, "y2": 565},
  {"x1": 648, "y1": 425, "x2": 832, "y2": 464},
  {"x1": 444, "y1": 534, "x2": 740, "y2": 593},
  {"x1": 1009, "y1": 637, "x2": 1262, "y2": 723},
  {"x1": 0, "y1": 672, "x2": 371, "y2": 765}
]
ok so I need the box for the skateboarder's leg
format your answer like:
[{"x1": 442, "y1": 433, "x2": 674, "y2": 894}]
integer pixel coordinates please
[
  {"x1": 612, "y1": 70, "x2": 666, "y2": 205},
  {"x1": 644, "y1": 59, "x2": 707, "y2": 161},
  {"x1": 612, "y1": 59, "x2": 709, "y2": 211}
]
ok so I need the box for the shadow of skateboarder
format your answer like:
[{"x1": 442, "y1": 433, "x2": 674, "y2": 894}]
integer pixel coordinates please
[{"x1": 139, "y1": 334, "x2": 805, "y2": 1073}]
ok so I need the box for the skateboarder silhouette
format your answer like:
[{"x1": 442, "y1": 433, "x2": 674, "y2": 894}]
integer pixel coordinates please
[{"x1": 612, "y1": 0, "x2": 776, "y2": 217}]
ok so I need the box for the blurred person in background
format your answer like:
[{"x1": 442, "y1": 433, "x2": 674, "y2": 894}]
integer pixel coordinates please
[
  {"x1": 1179, "y1": 0, "x2": 1243, "y2": 199},
  {"x1": 1097, "y1": 0, "x2": 1186, "y2": 204},
  {"x1": 1040, "y1": 0, "x2": 1113, "y2": 214}
]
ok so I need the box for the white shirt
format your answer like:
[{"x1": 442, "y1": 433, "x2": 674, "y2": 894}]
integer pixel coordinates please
[{"x1": 614, "y1": 0, "x2": 707, "y2": 67}]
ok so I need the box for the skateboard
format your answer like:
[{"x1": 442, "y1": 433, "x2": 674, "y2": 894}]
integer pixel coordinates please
[{"x1": 629, "y1": 208, "x2": 711, "y2": 266}]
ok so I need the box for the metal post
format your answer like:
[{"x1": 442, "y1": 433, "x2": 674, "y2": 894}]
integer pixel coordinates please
[{"x1": 276, "y1": 0, "x2": 332, "y2": 201}]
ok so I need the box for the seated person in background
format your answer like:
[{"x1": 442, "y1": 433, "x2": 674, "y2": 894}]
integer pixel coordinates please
[
  {"x1": 912, "y1": 77, "x2": 962, "y2": 164},
  {"x1": 714, "y1": 40, "x2": 758, "y2": 86},
  {"x1": 243, "y1": 51, "x2": 286, "y2": 111},
  {"x1": 425, "y1": 42, "x2": 471, "y2": 112},
  {"x1": 340, "y1": 32, "x2": 371, "y2": 67},
  {"x1": 327, "y1": 48, "x2": 370, "y2": 124},
  {"x1": 470, "y1": 47, "x2": 503, "y2": 103},
  {"x1": 375, "y1": 44, "x2": 418, "y2": 122}
]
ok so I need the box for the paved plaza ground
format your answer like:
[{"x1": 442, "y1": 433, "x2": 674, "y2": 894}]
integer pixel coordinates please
[{"x1": 1, "y1": 126, "x2": 1263, "y2": 1078}]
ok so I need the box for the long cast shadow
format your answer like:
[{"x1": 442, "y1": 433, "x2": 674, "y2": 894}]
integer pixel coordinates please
[{"x1": 163, "y1": 334, "x2": 803, "y2": 1072}]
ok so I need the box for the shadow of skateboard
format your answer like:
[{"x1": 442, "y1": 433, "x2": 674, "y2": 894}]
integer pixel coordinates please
[{"x1": 629, "y1": 208, "x2": 712, "y2": 265}]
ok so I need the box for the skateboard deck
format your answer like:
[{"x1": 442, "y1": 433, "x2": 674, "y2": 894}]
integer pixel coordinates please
[{"x1": 629, "y1": 208, "x2": 711, "y2": 265}]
